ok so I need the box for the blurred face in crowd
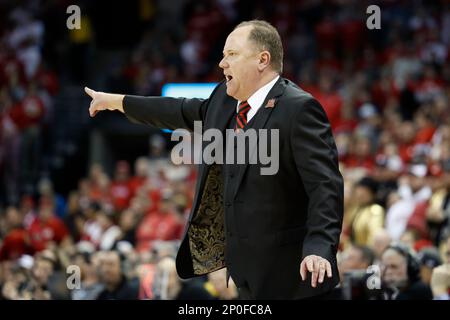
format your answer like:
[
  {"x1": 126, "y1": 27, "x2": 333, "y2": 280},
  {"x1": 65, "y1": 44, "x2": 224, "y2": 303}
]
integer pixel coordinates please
[
  {"x1": 353, "y1": 185, "x2": 374, "y2": 206},
  {"x1": 339, "y1": 246, "x2": 371, "y2": 281},
  {"x1": 399, "y1": 229, "x2": 417, "y2": 248},
  {"x1": 318, "y1": 73, "x2": 333, "y2": 92},
  {"x1": 408, "y1": 173, "x2": 425, "y2": 192},
  {"x1": 89, "y1": 163, "x2": 104, "y2": 181},
  {"x1": 67, "y1": 191, "x2": 80, "y2": 213},
  {"x1": 219, "y1": 25, "x2": 273, "y2": 101},
  {"x1": 20, "y1": 196, "x2": 34, "y2": 215},
  {"x1": 119, "y1": 209, "x2": 136, "y2": 231},
  {"x1": 135, "y1": 157, "x2": 149, "y2": 178},
  {"x1": 115, "y1": 162, "x2": 130, "y2": 181},
  {"x1": 381, "y1": 248, "x2": 408, "y2": 288},
  {"x1": 5, "y1": 206, "x2": 22, "y2": 229},
  {"x1": 98, "y1": 251, "x2": 122, "y2": 289},
  {"x1": 73, "y1": 254, "x2": 90, "y2": 281},
  {"x1": 155, "y1": 257, "x2": 181, "y2": 300},
  {"x1": 96, "y1": 211, "x2": 113, "y2": 230},
  {"x1": 371, "y1": 229, "x2": 392, "y2": 260},
  {"x1": 340, "y1": 246, "x2": 370, "y2": 271},
  {"x1": 335, "y1": 132, "x2": 351, "y2": 157},
  {"x1": 32, "y1": 258, "x2": 54, "y2": 286},
  {"x1": 354, "y1": 136, "x2": 372, "y2": 158},
  {"x1": 38, "y1": 201, "x2": 54, "y2": 221},
  {"x1": 398, "y1": 122, "x2": 415, "y2": 144}
]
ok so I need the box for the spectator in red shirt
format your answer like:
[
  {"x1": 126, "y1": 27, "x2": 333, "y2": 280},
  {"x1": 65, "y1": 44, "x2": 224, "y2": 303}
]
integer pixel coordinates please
[
  {"x1": 8, "y1": 84, "x2": 45, "y2": 131},
  {"x1": 315, "y1": 15, "x2": 338, "y2": 52},
  {"x1": 8, "y1": 83, "x2": 46, "y2": 192},
  {"x1": 128, "y1": 157, "x2": 149, "y2": 198},
  {"x1": 397, "y1": 121, "x2": 417, "y2": 163},
  {"x1": 136, "y1": 191, "x2": 183, "y2": 252},
  {"x1": 345, "y1": 135, "x2": 375, "y2": 172},
  {"x1": 27, "y1": 196, "x2": 69, "y2": 252},
  {"x1": 110, "y1": 160, "x2": 132, "y2": 212},
  {"x1": 414, "y1": 111, "x2": 436, "y2": 144},
  {"x1": 0, "y1": 206, "x2": 31, "y2": 261},
  {"x1": 313, "y1": 72, "x2": 342, "y2": 131}
]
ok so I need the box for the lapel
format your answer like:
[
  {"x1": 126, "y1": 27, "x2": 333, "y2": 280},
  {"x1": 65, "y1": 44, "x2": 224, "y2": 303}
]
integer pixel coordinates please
[{"x1": 232, "y1": 77, "x2": 287, "y2": 199}]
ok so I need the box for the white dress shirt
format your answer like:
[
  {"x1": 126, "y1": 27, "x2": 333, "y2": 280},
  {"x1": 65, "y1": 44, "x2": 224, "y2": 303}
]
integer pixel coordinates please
[{"x1": 237, "y1": 75, "x2": 280, "y2": 122}]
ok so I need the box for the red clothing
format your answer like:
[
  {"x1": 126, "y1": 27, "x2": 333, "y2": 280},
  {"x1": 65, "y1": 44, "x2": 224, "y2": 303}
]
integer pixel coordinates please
[
  {"x1": 27, "y1": 216, "x2": 69, "y2": 252},
  {"x1": 407, "y1": 201, "x2": 430, "y2": 240},
  {"x1": 136, "y1": 211, "x2": 183, "y2": 252},
  {"x1": 34, "y1": 68, "x2": 59, "y2": 96},
  {"x1": 128, "y1": 176, "x2": 147, "y2": 197},
  {"x1": 339, "y1": 20, "x2": 365, "y2": 52},
  {"x1": 138, "y1": 264, "x2": 156, "y2": 300},
  {"x1": 9, "y1": 96, "x2": 45, "y2": 130},
  {"x1": 0, "y1": 228, "x2": 31, "y2": 261},
  {"x1": 398, "y1": 143, "x2": 415, "y2": 163},
  {"x1": 415, "y1": 126, "x2": 436, "y2": 144},
  {"x1": 110, "y1": 180, "x2": 132, "y2": 211},
  {"x1": 344, "y1": 155, "x2": 375, "y2": 171},
  {"x1": 315, "y1": 18, "x2": 338, "y2": 51},
  {"x1": 314, "y1": 91, "x2": 342, "y2": 131}
]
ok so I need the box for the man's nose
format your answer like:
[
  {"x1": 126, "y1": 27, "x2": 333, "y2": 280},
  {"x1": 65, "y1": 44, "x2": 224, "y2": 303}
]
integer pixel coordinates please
[{"x1": 219, "y1": 57, "x2": 228, "y2": 69}]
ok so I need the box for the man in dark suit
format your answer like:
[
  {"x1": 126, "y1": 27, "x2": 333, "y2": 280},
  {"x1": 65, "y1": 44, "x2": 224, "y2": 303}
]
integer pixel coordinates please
[{"x1": 85, "y1": 20, "x2": 344, "y2": 299}]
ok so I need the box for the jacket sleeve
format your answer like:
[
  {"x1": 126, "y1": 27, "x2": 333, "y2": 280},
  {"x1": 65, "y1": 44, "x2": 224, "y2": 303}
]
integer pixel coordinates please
[
  {"x1": 289, "y1": 97, "x2": 344, "y2": 262},
  {"x1": 122, "y1": 96, "x2": 209, "y2": 131}
]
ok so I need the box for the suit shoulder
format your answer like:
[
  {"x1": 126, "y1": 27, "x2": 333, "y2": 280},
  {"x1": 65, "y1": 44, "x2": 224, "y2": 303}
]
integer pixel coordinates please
[
  {"x1": 209, "y1": 80, "x2": 227, "y2": 98},
  {"x1": 281, "y1": 80, "x2": 322, "y2": 113}
]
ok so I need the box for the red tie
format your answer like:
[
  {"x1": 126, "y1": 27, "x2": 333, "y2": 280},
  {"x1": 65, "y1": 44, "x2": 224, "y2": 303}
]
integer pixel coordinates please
[{"x1": 235, "y1": 101, "x2": 250, "y2": 131}]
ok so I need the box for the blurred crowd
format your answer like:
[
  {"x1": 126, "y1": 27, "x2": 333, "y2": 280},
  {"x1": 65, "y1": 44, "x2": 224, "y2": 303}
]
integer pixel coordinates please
[{"x1": 1, "y1": 0, "x2": 450, "y2": 300}]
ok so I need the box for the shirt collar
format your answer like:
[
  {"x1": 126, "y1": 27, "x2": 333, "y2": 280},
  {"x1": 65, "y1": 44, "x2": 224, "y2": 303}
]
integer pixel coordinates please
[{"x1": 237, "y1": 75, "x2": 280, "y2": 112}]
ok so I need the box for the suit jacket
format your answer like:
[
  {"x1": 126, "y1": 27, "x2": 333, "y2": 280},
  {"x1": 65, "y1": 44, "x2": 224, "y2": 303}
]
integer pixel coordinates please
[{"x1": 123, "y1": 77, "x2": 344, "y2": 299}]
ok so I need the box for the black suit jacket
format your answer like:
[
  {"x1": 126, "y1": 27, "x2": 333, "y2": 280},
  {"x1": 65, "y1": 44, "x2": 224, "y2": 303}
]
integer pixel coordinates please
[{"x1": 123, "y1": 77, "x2": 344, "y2": 299}]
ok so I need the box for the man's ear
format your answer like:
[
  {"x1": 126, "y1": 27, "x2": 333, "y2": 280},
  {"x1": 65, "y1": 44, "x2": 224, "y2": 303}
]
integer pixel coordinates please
[{"x1": 258, "y1": 51, "x2": 271, "y2": 72}]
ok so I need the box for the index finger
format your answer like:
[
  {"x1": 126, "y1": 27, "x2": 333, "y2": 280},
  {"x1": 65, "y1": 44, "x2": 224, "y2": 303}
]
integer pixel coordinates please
[{"x1": 84, "y1": 87, "x2": 95, "y2": 98}]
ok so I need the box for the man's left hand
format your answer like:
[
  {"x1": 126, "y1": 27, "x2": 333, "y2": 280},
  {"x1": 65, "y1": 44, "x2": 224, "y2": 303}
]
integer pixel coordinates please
[{"x1": 300, "y1": 255, "x2": 332, "y2": 288}]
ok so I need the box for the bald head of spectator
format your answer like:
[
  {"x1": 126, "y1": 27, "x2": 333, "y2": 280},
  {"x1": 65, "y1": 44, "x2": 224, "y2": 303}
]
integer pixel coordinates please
[
  {"x1": 5, "y1": 206, "x2": 22, "y2": 230},
  {"x1": 38, "y1": 196, "x2": 55, "y2": 222},
  {"x1": 371, "y1": 229, "x2": 392, "y2": 261},
  {"x1": 134, "y1": 157, "x2": 149, "y2": 178},
  {"x1": 114, "y1": 160, "x2": 130, "y2": 182},
  {"x1": 339, "y1": 245, "x2": 375, "y2": 281},
  {"x1": 381, "y1": 247, "x2": 410, "y2": 289},
  {"x1": 32, "y1": 251, "x2": 56, "y2": 287},
  {"x1": 98, "y1": 251, "x2": 123, "y2": 291}
]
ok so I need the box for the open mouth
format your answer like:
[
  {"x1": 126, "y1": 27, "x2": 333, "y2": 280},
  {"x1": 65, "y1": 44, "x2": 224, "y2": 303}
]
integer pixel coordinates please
[{"x1": 225, "y1": 75, "x2": 233, "y2": 82}]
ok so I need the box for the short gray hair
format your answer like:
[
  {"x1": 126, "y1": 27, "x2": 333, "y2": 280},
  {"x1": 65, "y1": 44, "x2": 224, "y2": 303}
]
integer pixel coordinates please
[{"x1": 234, "y1": 20, "x2": 283, "y2": 74}]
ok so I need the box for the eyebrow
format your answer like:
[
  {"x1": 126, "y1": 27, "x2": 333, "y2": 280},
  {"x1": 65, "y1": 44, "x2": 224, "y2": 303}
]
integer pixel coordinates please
[{"x1": 223, "y1": 49, "x2": 237, "y2": 55}]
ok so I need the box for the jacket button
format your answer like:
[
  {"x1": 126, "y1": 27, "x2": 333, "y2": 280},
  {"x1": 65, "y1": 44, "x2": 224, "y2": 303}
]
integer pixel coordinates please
[{"x1": 225, "y1": 202, "x2": 231, "y2": 207}]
